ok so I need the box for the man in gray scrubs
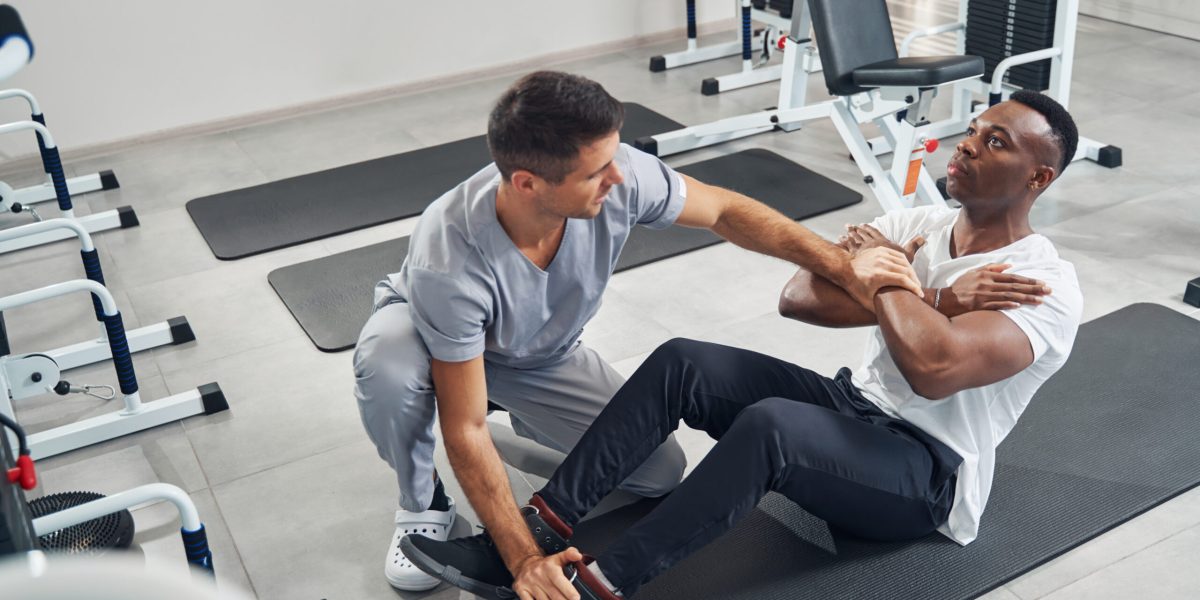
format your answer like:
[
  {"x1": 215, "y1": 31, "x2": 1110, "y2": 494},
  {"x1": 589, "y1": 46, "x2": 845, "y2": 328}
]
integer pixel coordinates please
[{"x1": 354, "y1": 70, "x2": 922, "y2": 592}]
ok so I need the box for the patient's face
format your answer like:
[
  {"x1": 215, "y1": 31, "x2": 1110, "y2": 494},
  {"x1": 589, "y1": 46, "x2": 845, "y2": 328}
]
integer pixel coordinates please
[{"x1": 946, "y1": 102, "x2": 1055, "y2": 207}]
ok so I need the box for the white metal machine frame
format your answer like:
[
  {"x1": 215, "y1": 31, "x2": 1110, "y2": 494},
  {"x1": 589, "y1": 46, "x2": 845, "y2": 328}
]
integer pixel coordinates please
[
  {"x1": 0, "y1": 218, "x2": 194, "y2": 371},
  {"x1": 0, "y1": 278, "x2": 225, "y2": 460},
  {"x1": 0, "y1": 118, "x2": 133, "y2": 255},
  {"x1": 0, "y1": 89, "x2": 120, "y2": 207},
  {"x1": 650, "y1": 0, "x2": 820, "y2": 95},
  {"x1": 639, "y1": 2, "x2": 976, "y2": 212},
  {"x1": 869, "y1": 0, "x2": 1121, "y2": 168},
  {"x1": 637, "y1": 0, "x2": 1120, "y2": 213}
]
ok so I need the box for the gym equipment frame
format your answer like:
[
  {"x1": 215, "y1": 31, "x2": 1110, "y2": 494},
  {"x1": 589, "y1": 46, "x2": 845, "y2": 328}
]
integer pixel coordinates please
[
  {"x1": 651, "y1": 0, "x2": 818, "y2": 95},
  {"x1": 0, "y1": 278, "x2": 226, "y2": 460},
  {"x1": 877, "y1": 0, "x2": 1121, "y2": 172},
  {"x1": 0, "y1": 218, "x2": 194, "y2": 371},
  {"x1": 0, "y1": 89, "x2": 119, "y2": 206},
  {"x1": 637, "y1": 0, "x2": 983, "y2": 212}
]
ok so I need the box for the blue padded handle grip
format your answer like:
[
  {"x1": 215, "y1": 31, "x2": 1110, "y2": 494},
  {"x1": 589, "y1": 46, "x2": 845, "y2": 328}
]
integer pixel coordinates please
[
  {"x1": 686, "y1": 0, "x2": 697, "y2": 39},
  {"x1": 181, "y1": 525, "x2": 215, "y2": 574},
  {"x1": 102, "y1": 312, "x2": 139, "y2": 396},
  {"x1": 741, "y1": 3, "x2": 752, "y2": 60},
  {"x1": 41, "y1": 146, "x2": 73, "y2": 212},
  {"x1": 30, "y1": 112, "x2": 51, "y2": 170},
  {"x1": 80, "y1": 249, "x2": 109, "y2": 320}
]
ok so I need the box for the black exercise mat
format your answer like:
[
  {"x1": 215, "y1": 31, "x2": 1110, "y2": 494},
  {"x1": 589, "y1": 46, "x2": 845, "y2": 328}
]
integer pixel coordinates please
[
  {"x1": 269, "y1": 148, "x2": 862, "y2": 352},
  {"x1": 569, "y1": 303, "x2": 1200, "y2": 600},
  {"x1": 188, "y1": 103, "x2": 683, "y2": 260}
]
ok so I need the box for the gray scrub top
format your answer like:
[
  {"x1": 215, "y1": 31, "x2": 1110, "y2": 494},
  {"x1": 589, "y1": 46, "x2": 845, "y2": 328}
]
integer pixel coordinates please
[{"x1": 374, "y1": 143, "x2": 687, "y2": 369}]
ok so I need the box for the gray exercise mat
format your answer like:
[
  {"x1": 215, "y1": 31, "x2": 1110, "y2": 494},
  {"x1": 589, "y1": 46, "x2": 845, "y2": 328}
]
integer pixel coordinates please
[
  {"x1": 269, "y1": 149, "x2": 862, "y2": 352},
  {"x1": 187, "y1": 103, "x2": 683, "y2": 260},
  {"x1": 568, "y1": 303, "x2": 1200, "y2": 600}
]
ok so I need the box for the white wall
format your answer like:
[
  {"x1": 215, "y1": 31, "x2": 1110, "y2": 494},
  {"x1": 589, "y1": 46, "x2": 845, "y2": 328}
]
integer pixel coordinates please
[{"x1": 0, "y1": 0, "x2": 733, "y2": 159}]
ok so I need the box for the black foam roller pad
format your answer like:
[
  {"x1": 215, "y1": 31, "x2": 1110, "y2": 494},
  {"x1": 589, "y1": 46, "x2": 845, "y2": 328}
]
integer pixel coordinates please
[{"x1": 0, "y1": 5, "x2": 31, "y2": 55}]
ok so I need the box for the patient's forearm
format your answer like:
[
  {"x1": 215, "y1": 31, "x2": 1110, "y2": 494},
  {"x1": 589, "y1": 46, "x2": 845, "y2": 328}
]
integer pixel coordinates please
[
  {"x1": 779, "y1": 269, "x2": 952, "y2": 327},
  {"x1": 873, "y1": 288, "x2": 956, "y2": 397},
  {"x1": 778, "y1": 269, "x2": 877, "y2": 327}
]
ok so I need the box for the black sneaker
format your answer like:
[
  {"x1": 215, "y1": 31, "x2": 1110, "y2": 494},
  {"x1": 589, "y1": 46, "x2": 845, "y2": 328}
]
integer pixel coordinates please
[
  {"x1": 401, "y1": 531, "x2": 516, "y2": 599},
  {"x1": 401, "y1": 505, "x2": 573, "y2": 599}
]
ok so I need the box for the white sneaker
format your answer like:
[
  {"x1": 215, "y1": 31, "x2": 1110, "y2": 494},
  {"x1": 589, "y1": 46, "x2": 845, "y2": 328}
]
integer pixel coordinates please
[{"x1": 385, "y1": 496, "x2": 457, "y2": 591}]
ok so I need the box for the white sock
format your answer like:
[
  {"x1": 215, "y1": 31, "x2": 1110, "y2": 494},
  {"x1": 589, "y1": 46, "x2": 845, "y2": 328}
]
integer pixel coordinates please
[{"x1": 587, "y1": 561, "x2": 623, "y2": 597}]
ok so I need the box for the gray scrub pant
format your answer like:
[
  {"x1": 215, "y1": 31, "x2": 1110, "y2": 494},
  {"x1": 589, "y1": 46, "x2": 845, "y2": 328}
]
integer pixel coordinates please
[{"x1": 353, "y1": 301, "x2": 687, "y2": 512}]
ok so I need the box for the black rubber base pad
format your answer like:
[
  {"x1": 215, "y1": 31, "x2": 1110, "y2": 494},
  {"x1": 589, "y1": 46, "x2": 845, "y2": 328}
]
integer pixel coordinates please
[
  {"x1": 269, "y1": 149, "x2": 861, "y2": 352},
  {"x1": 568, "y1": 304, "x2": 1200, "y2": 600},
  {"x1": 187, "y1": 104, "x2": 683, "y2": 260}
]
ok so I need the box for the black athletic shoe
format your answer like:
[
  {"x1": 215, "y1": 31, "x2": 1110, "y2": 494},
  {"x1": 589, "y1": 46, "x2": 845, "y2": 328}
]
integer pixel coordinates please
[
  {"x1": 401, "y1": 531, "x2": 516, "y2": 599},
  {"x1": 401, "y1": 505, "x2": 573, "y2": 599}
]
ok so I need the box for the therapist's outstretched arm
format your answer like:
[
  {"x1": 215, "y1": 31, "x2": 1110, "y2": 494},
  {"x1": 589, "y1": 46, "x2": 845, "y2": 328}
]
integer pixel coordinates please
[{"x1": 673, "y1": 174, "x2": 922, "y2": 306}]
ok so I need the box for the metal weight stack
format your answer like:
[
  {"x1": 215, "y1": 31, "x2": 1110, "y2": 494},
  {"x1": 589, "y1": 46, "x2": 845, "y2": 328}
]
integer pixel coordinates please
[{"x1": 966, "y1": 0, "x2": 1058, "y2": 90}]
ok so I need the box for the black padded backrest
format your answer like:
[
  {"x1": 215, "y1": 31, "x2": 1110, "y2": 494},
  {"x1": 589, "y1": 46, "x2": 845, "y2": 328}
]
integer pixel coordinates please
[{"x1": 808, "y1": 0, "x2": 898, "y2": 96}]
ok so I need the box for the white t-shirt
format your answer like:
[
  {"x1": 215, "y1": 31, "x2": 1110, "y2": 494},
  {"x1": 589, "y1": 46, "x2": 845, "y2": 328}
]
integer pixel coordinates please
[{"x1": 851, "y1": 206, "x2": 1083, "y2": 545}]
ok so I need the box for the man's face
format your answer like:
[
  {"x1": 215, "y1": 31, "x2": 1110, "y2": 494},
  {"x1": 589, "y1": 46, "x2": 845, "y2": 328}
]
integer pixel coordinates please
[
  {"x1": 536, "y1": 131, "x2": 624, "y2": 220},
  {"x1": 945, "y1": 101, "x2": 1056, "y2": 206}
]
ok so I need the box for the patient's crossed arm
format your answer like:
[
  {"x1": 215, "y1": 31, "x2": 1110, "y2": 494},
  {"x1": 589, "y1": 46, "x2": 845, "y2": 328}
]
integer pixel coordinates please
[{"x1": 778, "y1": 230, "x2": 1047, "y2": 399}]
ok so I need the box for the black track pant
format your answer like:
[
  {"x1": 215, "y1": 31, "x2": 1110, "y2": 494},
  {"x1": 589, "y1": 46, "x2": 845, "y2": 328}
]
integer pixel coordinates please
[{"x1": 538, "y1": 338, "x2": 961, "y2": 596}]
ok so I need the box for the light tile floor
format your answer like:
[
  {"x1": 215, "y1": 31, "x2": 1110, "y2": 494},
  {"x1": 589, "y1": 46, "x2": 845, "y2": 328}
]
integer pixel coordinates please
[{"x1": 1, "y1": 3, "x2": 1198, "y2": 599}]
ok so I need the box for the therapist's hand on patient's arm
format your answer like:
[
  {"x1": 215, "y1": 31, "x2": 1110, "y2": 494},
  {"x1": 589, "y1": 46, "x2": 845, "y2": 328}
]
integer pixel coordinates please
[
  {"x1": 841, "y1": 223, "x2": 926, "y2": 263},
  {"x1": 513, "y1": 547, "x2": 585, "y2": 600},
  {"x1": 848, "y1": 248, "x2": 924, "y2": 309}
]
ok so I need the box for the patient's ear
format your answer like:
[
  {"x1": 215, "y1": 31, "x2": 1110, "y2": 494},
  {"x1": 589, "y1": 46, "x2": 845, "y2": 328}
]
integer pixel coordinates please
[{"x1": 1030, "y1": 165, "x2": 1056, "y2": 191}]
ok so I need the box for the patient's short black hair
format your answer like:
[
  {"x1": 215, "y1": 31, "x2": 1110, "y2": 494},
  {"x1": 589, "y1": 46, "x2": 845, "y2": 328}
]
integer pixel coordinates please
[
  {"x1": 1009, "y1": 90, "x2": 1078, "y2": 175},
  {"x1": 487, "y1": 71, "x2": 625, "y2": 184}
]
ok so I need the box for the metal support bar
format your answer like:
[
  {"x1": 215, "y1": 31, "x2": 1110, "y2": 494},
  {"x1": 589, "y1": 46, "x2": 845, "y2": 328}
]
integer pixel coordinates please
[
  {"x1": 989, "y1": 47, "x2": 1064, "y2": 99},
  {"x1": 0, "y1": 88, "x2": 41, "y2": 114},
  {"x1": 10, "y1": 172, "x2": 114, "y2": 206},
  {"x1": 708, "y1": 63, "x2": 784, "y2": 93},
  {"x1": 27, "y1": 388, "x2": 207, "y2": 459},
  {"x1": 33, "y1": 482, "x2": 203, "y2": 534},
  {"x1": 46, "y1": 320, "x2": 180, "y2": 372},
  {"x1": 899, "y1": 22, "x2": 964, "y2": 57},
  {"x1": 0, "y1": 208, "x2": 136, "y2": 254}
]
